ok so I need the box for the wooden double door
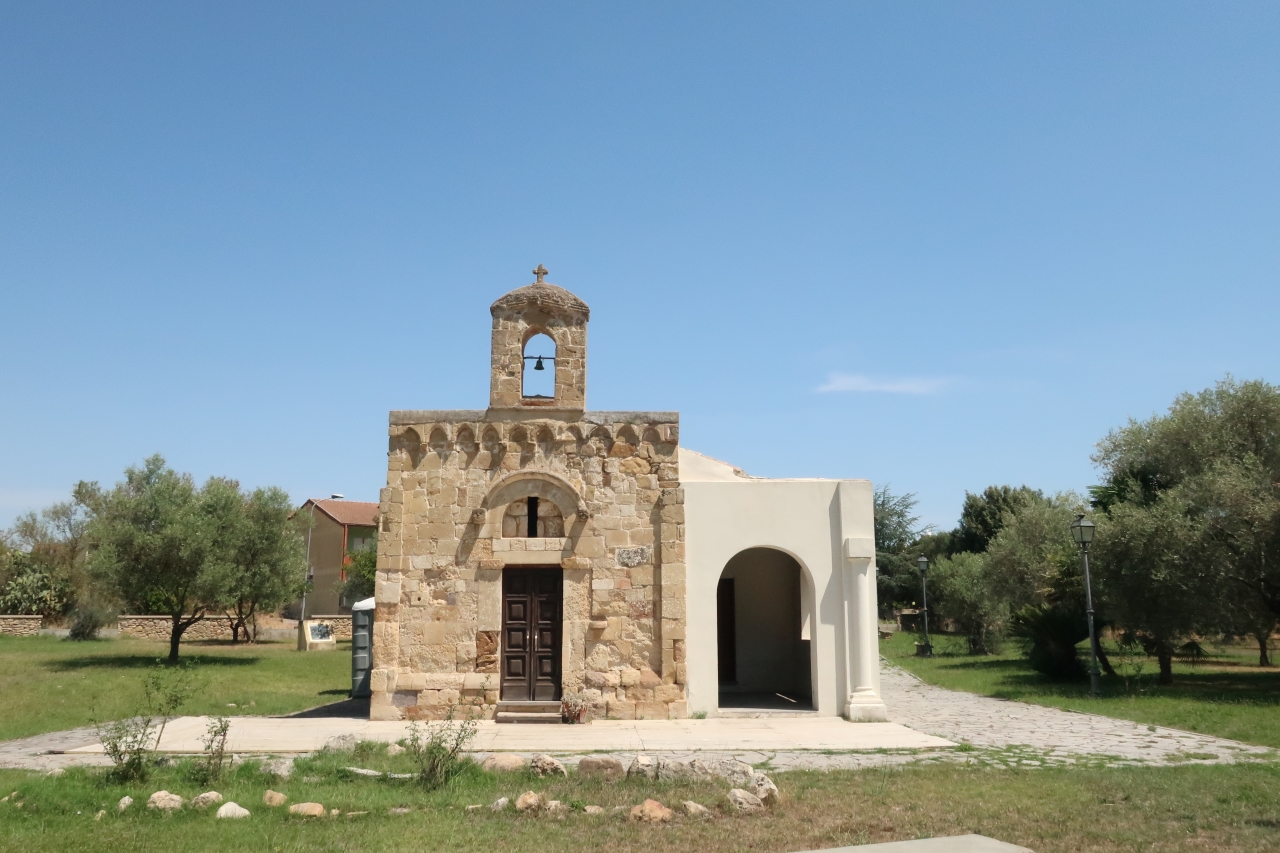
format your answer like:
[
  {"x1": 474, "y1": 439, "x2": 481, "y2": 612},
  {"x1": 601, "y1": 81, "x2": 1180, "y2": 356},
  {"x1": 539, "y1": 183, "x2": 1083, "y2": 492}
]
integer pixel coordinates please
[{"x1": 500, "y1": 568, "x2": 562, "y2": 701}]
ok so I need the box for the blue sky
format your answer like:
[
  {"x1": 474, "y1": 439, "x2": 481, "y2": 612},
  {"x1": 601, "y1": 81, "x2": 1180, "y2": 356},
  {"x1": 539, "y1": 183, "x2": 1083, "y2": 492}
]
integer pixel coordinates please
[{"x1": 2, "y1": 3, "x2": 1278, "y2": 532}]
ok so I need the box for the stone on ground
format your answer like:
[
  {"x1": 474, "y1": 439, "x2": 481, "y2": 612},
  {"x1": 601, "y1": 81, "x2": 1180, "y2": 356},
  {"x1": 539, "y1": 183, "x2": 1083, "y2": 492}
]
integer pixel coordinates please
[
  {"x1": 710, "y1": 759, "x2": 755, "y2": 787},
  {"x1": 515, "y1": 791, "x2": 543, "y2": 811},
  {"x1": 192, "y1": 791, "x2": 223, "y2": 809},
  {"x1": 658, "y1": 758, "x2": 715, "y2": 781},
  {"x1": 146, "y1": 791, "x2": 184, "y2": 811},
  {"x1": 260, "y1": 758, "x2": 294, "y2": 779},
  {"x1": 216, "y1": 802, "x2": 251, "y2": 820},
  {"x1": 389, "y1": 807, "x2": 412, "y2": 815},
  {"x1": 544, "y1": 799, "x2": 569, "y2": 817},
  {"x1": 465, "y1": 804, "x2": 483, "y2": 812},
  {"x1": 482, "y1": 754, "x2": 527, "y2": 773},
  {"x1": 726, "y1": 788, "x2": 764, "y2": 813},
  {"x1": 751, "y1": 772, "x2": 779, "y2": 805},
  {"x1": 682, "y1": 800, "x2": 709, "y2": 817},
  {"x1": 93, "y1": 810, "x2": 106, "y2": 821},
  {"x1": 263, "y1": 790, "x2": 288, "y2": 807},
  {"x1": 577, "y1": 755, "x2": 625, "y2": 781},
  {"x1": 584, "y1": 805, "x2": 605, "y2": 815},
  {"x1": 530, "y1": 754, "x2": 567, "y2": 777},
  {"x1": 627, "y1": 754, "x2": 657, "y2": 780},
  {"x1": 325, "y1": 734, "x2": 359, "y2": 751},
  {"x1": 116, "y1": 796, "x2": 133, "y2": 812},
  {"x1": 345, "y1": 767, "x2": 383, "y2": 777},
  {"x1": 630, "y1": 799, "x2": 674, "y2": 823},
  {"x1": 386, "y1": 743, "x2": 406, "y2": 756},
  {"x1": 329, "y1": 808, "x2": 340, "y2": 817},
  {"x1": 46, "y1": 768, "x2": 65, "y2": 778},
  {"x1": 490, "y1": 797, "x2": 510, "y2": 811},
  {"x1": 289, "y1": 802, "x2": 326, "y2": 817}
]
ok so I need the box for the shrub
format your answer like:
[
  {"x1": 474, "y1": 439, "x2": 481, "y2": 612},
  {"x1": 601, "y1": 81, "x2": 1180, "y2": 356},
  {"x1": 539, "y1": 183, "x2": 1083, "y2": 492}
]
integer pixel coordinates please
[
  {"x1": 67, "y1": 605, "x2": 114, "y2": 640},
  {"x1": 189, "y1": 716, "x2": 231, "y2": 785},
  {"x1": 406, "y1": 715, "x2": 478, "y2": 790},
  {"x1": 0, "y1": 554, "x2": 70, "y2": 617},
  {"x1": 94, "y1": 661, "x2": 199, "y2": 781},
  {"x1": 1010, "y1": 603, "x2": 1089, "y2": 679}
]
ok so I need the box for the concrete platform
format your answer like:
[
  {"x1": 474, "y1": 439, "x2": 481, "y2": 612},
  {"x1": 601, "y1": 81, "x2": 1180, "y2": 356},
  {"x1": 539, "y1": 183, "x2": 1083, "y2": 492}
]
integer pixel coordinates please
[
  {"x1": 796, "y1": 836, "x2": 1032, "y2": 852},
  {"x1": 64, "y1": 715, "x2": 953, "y2": 756}
]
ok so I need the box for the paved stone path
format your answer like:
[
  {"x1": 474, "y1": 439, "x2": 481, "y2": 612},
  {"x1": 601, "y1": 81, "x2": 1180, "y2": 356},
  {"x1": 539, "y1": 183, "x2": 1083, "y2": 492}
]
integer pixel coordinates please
[
  {"x1": 1, "y1": 664, "x2": 1272, "y2": 772},
  {"x1": 879, "y1": 664, "x2": 1273, "y2": 767}
]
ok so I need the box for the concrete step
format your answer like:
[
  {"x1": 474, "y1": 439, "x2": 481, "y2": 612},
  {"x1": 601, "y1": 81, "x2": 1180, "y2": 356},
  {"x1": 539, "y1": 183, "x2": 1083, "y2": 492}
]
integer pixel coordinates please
[
  {"x1": 495, "y1": 701, "x2": 563, "y2": 724},
  {"x1": 716, "y1": 708, "x2": 819, "y2": 719},
  {"x1": 495, "y1": 711, "x2": 563, "y2": 724}
]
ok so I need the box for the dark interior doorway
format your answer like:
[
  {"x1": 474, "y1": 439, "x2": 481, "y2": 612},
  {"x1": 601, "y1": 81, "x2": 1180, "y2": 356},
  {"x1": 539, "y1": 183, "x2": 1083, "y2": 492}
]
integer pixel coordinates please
[
  {"x1": 717, "y1": 548, "x2": 812, "y2": 710},
  {"x1": 501, "y1": 568, "x2": 562, "y2": 701},
  {"x1": 717, "y1": 578, "x2": 737, "y2": 684}
]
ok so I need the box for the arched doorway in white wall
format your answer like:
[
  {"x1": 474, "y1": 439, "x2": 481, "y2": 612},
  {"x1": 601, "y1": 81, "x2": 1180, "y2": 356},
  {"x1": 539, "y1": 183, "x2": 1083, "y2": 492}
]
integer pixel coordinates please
[{"x1": 716, "y1": 547, "x2": 813, "y2": 711}]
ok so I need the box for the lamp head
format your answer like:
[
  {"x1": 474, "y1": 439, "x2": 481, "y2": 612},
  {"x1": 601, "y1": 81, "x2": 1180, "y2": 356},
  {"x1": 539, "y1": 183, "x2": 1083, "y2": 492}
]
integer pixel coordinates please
[
  {"x1": 917, "y1": 555, "x2": 929, "y2": 572},
  {"x1": 1070, "y1": 513, "x2": 1095, "y2": 546}
]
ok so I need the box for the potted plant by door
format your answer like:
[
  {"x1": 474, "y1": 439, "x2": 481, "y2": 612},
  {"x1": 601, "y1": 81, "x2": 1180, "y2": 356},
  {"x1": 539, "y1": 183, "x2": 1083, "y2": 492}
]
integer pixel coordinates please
[{"x1": 560, "y1": 691, "x2": 589, "y2": 724}]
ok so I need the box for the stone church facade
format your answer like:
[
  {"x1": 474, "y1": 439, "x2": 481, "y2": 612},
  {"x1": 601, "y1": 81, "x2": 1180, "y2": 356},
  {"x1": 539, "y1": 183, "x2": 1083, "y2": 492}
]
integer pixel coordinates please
[{"x1": 370, "y1": 270, "x2": 887, "y2": 723}]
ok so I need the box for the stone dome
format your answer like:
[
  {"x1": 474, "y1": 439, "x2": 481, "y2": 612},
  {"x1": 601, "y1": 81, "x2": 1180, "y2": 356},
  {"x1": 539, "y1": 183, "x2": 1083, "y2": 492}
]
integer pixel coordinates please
[{"x1": 490, "y1": 282, "x2": 590, "y2": 320}]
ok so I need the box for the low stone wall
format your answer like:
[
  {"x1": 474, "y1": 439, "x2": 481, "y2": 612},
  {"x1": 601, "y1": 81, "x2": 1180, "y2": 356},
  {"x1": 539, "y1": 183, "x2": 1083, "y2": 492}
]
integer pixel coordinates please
[
  {"x1": 0, "y1": 615, "x2": 43, "y2": 637},
  {"x1": 117, "y1": 615, "x2": 239, "y2": 641},
  {"x1": 116, "y1": 614, "x2": 352, "y2": 642},
  {"x1": 312, "y1": 615, "x2": 352, "y2": 641}
]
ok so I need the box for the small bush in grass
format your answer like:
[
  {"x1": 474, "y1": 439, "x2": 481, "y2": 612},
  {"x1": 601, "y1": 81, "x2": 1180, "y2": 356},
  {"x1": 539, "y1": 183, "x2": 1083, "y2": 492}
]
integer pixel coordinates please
[
  {"x1": 67, "y1": 606, "x2": 114, "y2": 641},
  {"x1": 188, "y1": 716, "x2": 230, "y2": 785},
  {"x1": 92, "y1": 661, "x2": 200, "y2": 782},
  {"x1": 96, "y1": 714, "x2": 158, "y2": 782},
  {"x1": 406, "y1": 714, "x2": 479, "y2": 790}
]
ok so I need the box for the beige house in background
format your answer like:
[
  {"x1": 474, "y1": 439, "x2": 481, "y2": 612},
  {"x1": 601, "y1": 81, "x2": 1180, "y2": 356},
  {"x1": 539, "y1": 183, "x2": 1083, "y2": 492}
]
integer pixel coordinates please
[
  {"x1": 291, "y1": 498, "x2": 379, "y2": 618},
  {"x1": 369, "y1": 268, "x2": 887, "y2": 725}
]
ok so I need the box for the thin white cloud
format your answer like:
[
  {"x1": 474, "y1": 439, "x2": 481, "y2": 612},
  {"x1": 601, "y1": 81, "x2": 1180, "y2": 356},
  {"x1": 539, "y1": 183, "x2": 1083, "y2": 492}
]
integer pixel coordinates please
[{"x1": 816, "y1": 373, "x2": 946, "y2": 395}]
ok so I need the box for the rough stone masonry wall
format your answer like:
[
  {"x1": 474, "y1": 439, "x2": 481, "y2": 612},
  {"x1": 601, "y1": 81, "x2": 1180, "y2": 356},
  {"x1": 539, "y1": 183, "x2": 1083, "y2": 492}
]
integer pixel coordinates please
[
  {"x1": 371, "y1": 412, "x2": 687, "y2": 722},
  {"x1": 117, "y1": 615, "x2": 352, "y2": 642},
  {"x1": 0, "y1": 615, "x2": 42, "y2": 636}
]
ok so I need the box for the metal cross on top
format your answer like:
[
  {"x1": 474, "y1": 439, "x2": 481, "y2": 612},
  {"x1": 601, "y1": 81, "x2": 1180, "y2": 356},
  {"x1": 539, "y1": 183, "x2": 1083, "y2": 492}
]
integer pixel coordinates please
[{"x1": 533, "y1": 264, "x2": 548, "y2": 282}]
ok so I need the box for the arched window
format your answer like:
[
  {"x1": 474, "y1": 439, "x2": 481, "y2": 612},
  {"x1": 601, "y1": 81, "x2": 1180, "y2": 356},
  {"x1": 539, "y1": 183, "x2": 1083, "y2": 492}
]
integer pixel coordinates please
[{"x1": 522, "y1": 332, "x2": 556, "y2": 399}]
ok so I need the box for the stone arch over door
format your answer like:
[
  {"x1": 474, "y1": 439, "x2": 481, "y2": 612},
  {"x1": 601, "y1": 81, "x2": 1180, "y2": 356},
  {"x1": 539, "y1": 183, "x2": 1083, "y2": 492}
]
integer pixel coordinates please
[
  {"x1": 716, "y1": 547, "x2": 814, "y2": 711},
  {"x1": 480, "y1": 470, "x2": 589, "y2": 527}
]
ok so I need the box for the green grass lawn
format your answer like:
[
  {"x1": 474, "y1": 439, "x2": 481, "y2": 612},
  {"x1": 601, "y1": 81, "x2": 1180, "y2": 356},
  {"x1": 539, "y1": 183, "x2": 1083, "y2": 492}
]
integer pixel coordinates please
[
  {"x1": 2, "y1": 751, "x2": 1280, "y2": 853},
  {"x1": 0, "y1": 635, "x2": 352, "y2": 741},
  {"x1": 884, "y1": 631, "x2": 1280, "y2": 749}
]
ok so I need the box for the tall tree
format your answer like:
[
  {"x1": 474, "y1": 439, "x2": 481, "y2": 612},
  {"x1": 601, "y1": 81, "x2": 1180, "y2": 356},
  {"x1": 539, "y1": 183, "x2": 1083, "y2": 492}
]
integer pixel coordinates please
[
  {"x1": 932, "y1": 551, "x2": 1006, "y2": 654},
  {"x1": 873, "y1": 485, "x2": 928, "y2": 615},
  {"x1": 1094, "y1": 487, "x2": 1219, "y2": 684},
  {"x1": 953, "y1": 485, "x2": 1046, "y2": 555},
  {"x1": 225, "y1": 487, "x2": 308, "y2": 643},
  {"x1": 85, "y1": 456, "x2": 240, "y2": 663},
  {"x1": 1094, "y1": 377, "x2": 1280, "y2": 665}
]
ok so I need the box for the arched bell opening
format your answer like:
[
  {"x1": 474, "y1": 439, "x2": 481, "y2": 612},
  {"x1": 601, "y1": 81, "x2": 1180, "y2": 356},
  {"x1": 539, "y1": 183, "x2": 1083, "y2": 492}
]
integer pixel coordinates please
[
  {"x1": 522, "y1": 331, "x2": 556, "y2": 399},
  {"x1": 717, "y1": 547, "x2": 813, "y2": 711}
]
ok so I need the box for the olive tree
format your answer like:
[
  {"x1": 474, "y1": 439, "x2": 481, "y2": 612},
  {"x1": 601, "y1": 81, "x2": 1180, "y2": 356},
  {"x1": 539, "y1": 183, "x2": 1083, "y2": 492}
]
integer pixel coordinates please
[
  {"x1": 85, "y1": 456, "x2": 241, "y2": 663},
  {"x1": 225, "y1": 487, "x2": 308, "y2": 642}
]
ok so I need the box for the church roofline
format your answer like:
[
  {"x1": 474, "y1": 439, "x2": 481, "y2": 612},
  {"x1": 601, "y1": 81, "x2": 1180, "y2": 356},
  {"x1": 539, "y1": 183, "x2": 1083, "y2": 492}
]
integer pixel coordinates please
[
  {"x1": 389, "y1": 409, "x2": 678, "y2": 425},
  {"x1": 490, "y1": 282, "x2": 590, "y2": 320}
]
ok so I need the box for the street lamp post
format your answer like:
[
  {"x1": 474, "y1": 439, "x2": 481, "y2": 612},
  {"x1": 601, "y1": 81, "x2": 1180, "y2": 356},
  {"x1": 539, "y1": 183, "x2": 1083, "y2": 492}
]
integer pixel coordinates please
[
  {"x1": 916, "y1": 555, "x2": 932, "y2": 658},
  {"x1": 1071, "y1": 513, "x2": 1102, "y2": 697}
]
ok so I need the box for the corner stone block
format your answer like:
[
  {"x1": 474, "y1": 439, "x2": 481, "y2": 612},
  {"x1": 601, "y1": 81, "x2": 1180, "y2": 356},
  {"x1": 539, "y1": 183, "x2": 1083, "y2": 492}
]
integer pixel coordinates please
[
  {"x1": 635, "y1": 701, "x2": 667, "y2": 720},
  {"x1": 606, "y1": 700, "x2": 636, "y2": 720},
  {"x1": 376, "y1": 579, "x2": 402, "y2": 605}
]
